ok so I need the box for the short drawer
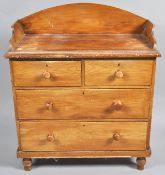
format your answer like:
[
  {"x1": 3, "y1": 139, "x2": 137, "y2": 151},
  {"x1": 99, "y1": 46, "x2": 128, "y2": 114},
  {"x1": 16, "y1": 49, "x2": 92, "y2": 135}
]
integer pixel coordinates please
[
  {"x1": 11, "y1": 61, "x2": 81, "y2": 86},
  {"x1": 19, "y1": 121, "x2": 147, "y2": 151},
  {"x1": 85, "y1": 60, "x2": 153, "y2": 86},
  {"x1": 15, "y1": 89, "x2": 150, "y2": 119}
]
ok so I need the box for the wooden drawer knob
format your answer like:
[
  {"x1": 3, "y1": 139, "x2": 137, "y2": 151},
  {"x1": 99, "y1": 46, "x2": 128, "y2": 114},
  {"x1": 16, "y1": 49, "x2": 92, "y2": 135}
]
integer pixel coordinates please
[
  {"x1": 46, "y1": 101, "x2": 53, "y2": 110},
  {"x1": 112, "y1": 100, "x2": 123, "y2": 110},
  {"x1": 113, "y1": 133, "x2": 120, "y2": 141},
  {"x1": 47, "y1": 133, "x2": 55, "y2": 142},
  {"x1": 115, "y1": 70, "x2": 123, "y2": 78},
  {"x1": 42, "y1": 71, "x2": 51, "y2": 79}
]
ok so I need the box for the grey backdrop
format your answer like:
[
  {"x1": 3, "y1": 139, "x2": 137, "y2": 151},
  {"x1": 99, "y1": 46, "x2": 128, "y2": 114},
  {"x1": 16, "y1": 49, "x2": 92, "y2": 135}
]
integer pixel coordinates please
[{"x1": 0, "y1": 0, "x2": 165, "y2": 174}]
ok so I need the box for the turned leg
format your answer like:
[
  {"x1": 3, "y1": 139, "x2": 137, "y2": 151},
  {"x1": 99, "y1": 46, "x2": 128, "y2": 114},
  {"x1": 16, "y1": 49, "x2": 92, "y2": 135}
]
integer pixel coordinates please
[
  {"x1": 136, "y1": 157, "x2": 146, "y2": 170},
  {"x1": 23, "y1": 158, "x2": 32, "y2": 171}
]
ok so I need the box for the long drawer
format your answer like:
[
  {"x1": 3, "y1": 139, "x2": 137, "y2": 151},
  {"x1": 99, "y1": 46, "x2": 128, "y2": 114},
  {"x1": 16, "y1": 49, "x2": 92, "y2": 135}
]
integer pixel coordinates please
[
  {"x1": 85, "y1": 60, "x2": 153, "y2": 86},
  {"x1": 19, "y1": 121, "x2": 147, "y2": 151},
  {"x1": 11, "y1": 61, "x2": 81, "y2": 87},
  {"x1": 15, "y1": 89, "x2": 150, "y2": 119}
]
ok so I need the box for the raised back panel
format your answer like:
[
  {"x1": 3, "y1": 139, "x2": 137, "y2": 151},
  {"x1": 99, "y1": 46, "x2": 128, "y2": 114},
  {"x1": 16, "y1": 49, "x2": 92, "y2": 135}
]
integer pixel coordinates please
[{"x1": 20, "y1": 3, "x2": 146, "y2": 34}]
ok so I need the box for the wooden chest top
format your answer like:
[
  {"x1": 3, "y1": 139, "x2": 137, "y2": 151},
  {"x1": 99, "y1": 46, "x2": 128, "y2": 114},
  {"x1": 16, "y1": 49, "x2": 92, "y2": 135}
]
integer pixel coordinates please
[{"x1": 5, "y1": 3, "x2": 160, "y2": 59}]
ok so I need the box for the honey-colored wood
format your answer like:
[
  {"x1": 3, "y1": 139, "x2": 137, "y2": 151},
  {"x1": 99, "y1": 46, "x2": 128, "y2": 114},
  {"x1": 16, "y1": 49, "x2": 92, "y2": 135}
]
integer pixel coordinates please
[
  {"x1": 19, "y1": 121, "x2": 147, "y2": 151},
  {"x1": 115, "y1": 70, "x2": 124, "y2": 78},
  {"x1": 143, "y1": 21, "x2": 156, "y2": 48},
  {"x1": 111, "y1": 100, "x2": 123, "y2": 111},
  {"x1": 6, "y1": 50, "x2": 160, "y2": 59},
  {"x1": 15, "y1": 89, "x2": 150, "y2": 119},
  {"x1": 17, "y1": 148, "x2": 151, "y2": 158},
  {"x1": 21, "y1": 3, "x2": 146, "y2": 34},
  {"x1": 11, "y1": 61, "x2": 81, "y2": 87},
  {"x1": 9, "y1": 62, "x2": 23, "y2": 146},
  {"x1": 5, "y1": 3, "x2": 161, "y2": 171},
  {"x1": 7, "y1": 34, "x2": 157, "y2": 57},
  {"x1": 47, "y1": 133, "x2": 55, "y2": 142},
  {"x1": 9, "y1": 20, "x2": 24, "y2": 50},
  {"x1": 12, "y1": 34, "x2": 154, "y2": 52},
  {"x1": 146, "y1": 59, "x2": 156, "y2": 149},
  {"x1": 18, "y1": 119, "x2": 149, "y2": 122},
  {"x1": 113, "y1": 133, "x2": 121, "y2": 141},
  {"x1": 4, "y1": 3, "x2": 160, "y2": 59},
  {"x1": 85, "y1": 60, "x2": 153, "y2": 86},
  {"x1": 15, "y1": 85, "x2": 151, "y2": 89}
]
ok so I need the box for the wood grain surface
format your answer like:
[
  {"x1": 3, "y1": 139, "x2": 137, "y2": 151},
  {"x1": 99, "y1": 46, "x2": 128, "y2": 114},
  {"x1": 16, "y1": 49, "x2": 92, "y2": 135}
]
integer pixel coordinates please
[
  {"x1": 19, "y1": 121, "x2": 147, "y2": 151},
  {"x1": 15, "y1": 89, "x2": 150, "y2": 119},
  {"x1": 11, "y1": 61, "x2": 81, "y2": 86},
  {"x1": 85, "y1": 60, "x2": 153, "y2": 86},
  {"x1": 5, "y1": 3, "x2": 160, "y2": 59},
  {"x1": 17, "y1": 149, "x2": 151, "y2": 158},
  {"x1": 21, "y1": 3, "x2": 146, "y2": 34},
  {"x1": 13, "y1": 34, "x2": 151, "y2": 52}
]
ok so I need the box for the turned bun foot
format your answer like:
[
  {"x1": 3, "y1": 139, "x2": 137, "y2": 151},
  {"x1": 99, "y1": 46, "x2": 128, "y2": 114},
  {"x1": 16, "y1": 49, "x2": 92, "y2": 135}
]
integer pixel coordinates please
[
  {"x1": 136, "y1": 157, "x2": 146, "y2": 170},
  {"x1": 23, "y1": 158, "x2": 32, "y2": 171}
]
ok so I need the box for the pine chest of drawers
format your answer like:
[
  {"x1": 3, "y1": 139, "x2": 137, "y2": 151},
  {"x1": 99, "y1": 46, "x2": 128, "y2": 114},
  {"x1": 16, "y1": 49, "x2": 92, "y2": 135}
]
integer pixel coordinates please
[{"x1": 5, "y1": 3, "x2": 161, "y2": 171}]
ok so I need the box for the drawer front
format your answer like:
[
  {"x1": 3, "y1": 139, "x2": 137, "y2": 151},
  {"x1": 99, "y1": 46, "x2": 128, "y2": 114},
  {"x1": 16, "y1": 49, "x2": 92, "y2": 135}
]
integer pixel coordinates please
[
  {"x1": 85, "y1": 60, "x2": 153, "y2": 86},
  {"x1": 16, "y1": 89, "x2": 150, "y2": 119},
  {"x1": 19, "y1": 121, "x2": 147, "y2": 151},
  {"x1": 11, "y1": 61, "x2": 81, "y2": 86}
]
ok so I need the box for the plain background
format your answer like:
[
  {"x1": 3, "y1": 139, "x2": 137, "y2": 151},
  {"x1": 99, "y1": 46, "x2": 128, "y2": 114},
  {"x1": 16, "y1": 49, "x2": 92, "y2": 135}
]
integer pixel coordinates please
[{"x1": 0, "y1": 0, "x2": 165, "y2": 174}]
